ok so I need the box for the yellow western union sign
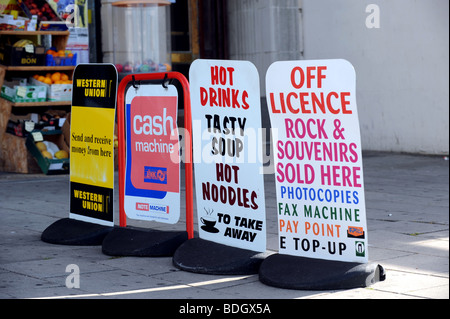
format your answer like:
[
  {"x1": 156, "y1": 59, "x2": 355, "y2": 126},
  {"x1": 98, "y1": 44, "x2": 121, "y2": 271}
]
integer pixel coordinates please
[{"x1": 69, "y1": 64, "x2": 118, "y2": 226}]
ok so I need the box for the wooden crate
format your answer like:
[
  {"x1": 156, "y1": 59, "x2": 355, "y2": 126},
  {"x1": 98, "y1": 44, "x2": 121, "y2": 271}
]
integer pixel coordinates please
[{"x1": 0, "y1": 132, "x2": 41, "y2": 173}]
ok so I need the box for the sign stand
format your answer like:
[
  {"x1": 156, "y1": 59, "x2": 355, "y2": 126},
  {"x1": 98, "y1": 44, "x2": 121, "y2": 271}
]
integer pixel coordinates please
[
  {"x1": 101, "y1": 72, "x2": 194, "y2": 257},
  {"x1": 41, "y1": 64, "x2": 118, "y2": 245},
  {"x1": 174, "y1": 238, "x2": 269, "y2": 275},
  {"x1": 41, "y1": 218, "x2": 113, "y2": 246},
  {"x1": 259, "y1": 254, "x2": 385, "y2": 290},
  {"x1": 260, "y1": 59, "x2": 385, "y2": 289},
  {"x1": 172, "y1": 59, "x2": 268, "y2": 274}
]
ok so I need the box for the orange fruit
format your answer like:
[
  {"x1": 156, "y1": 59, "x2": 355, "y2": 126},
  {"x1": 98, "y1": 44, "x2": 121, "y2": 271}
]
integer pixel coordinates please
[
  {"x1": 51, "y1": 72, "x2": 61, "y2": 82},
  {"x1": 37, "y1": 75, "x2": 46, "y2": 82},
  {"x1": 60, "y1": 73, "x2": 69, "y2": 81},
  {"x1": 43, "y1": 77, "x2": 52, "y2": 85},
  {"x1": 33, "y1": 74, "x2": 39, "y2": 79}
]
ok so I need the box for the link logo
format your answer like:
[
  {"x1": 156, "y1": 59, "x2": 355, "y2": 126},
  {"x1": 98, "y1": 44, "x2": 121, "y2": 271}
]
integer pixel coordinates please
[
  {"x1": 347, "y1": 226, "x2": 365, "y2": 239},
  {"x1": 144, "y1": 166, "x2": 167, "y2": 184},
  {"x1": 355, "y1": 241, "x2": 366, "y2": 257}
]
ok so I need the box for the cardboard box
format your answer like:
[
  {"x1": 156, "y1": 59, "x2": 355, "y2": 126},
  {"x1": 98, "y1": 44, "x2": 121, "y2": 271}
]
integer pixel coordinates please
[
  {"x1": 26, "y1": 14, "x2": 36, "y2": 31},
  {"x1": 0, "y1": 43, "x2": 45, "y2": 66},
  {"x1": 30, "y1": 77, "x2": 72, "y2": 101},
  {"x1": 1, "y1": 80, "x2": 47, "y2": 102},
  {"x1": 0, "y1": 13, "x2": 27, "y2": 30},
  {"x1": 0, "y1": 0, "x2": 21, "y2": 14},
  {"x1": 39, "y1": 21, "x2": 67, "y2": 31},
  {"x1": 26, "y1": 129, "x2": 69, "y2": 174}
]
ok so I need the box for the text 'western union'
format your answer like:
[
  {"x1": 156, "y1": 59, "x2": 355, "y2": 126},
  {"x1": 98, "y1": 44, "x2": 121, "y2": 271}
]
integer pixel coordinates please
[
  {"x1": 76, "y1": 79, "x2": 108, "y2": 98},
  {"x1": 73, "y1": 190, "x2": 105, "y2": 212}
]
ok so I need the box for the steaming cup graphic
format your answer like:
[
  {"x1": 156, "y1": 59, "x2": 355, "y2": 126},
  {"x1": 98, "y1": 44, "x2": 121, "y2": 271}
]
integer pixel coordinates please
[
  {"x1": 201, "y1": 216, "x2": 216, "y2": 228},
  {"x1": 200, "y1": 216, "x2": 219, "y2": 233}
]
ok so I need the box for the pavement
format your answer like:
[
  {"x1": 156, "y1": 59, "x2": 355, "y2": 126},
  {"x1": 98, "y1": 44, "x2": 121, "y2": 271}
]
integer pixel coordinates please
[{"x1": 0, "y1": 151, "x2": 448, "y2": 300}]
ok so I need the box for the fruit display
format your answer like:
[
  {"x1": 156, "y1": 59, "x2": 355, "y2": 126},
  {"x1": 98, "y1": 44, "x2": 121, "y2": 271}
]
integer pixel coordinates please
[
  {"x1": 12, "y1": 39, "x2": 34, "y2": 48},
  {"x1": 45, "y1": 47, "x2": 77, "y2": 66},
  {"x1": 35, "y1": 140, "x2": 69, "y2": 160},
  {"x1": 18, "y1": 0, "x2": 61, "y2": 22},
  {"x1": 115, "y1": 60, "x2": 171, "y2": 74},
  {"x1": 0, "y1": 38, "x2": 45, "y2": 66},
  {"x1": 32, "y1": 71, "x2": 72, "y2": 85},
  {"x1": 46, "y1": 48, "x2": 74, "y2": 59},
  {"x1": 29, "y1": 71, "x2": 73, "y2": 101},
  {"x1": 26, "y1": 129, "x2": 71, "y2": 174}
]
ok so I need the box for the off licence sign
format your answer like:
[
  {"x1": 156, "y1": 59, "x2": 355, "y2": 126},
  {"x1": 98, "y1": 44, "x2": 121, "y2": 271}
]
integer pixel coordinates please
[{"x1": 266, "y1": 59, "x2": 368, "y2": 263}]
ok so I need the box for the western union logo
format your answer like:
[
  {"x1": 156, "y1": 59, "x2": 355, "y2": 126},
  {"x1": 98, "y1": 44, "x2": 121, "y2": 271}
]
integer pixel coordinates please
[
  {"x1": 73, "y1": 189, "x2": 106, "y2": 213},
  {"x1": 76, "y1": 79, "x2": 109, "y2": 98}
]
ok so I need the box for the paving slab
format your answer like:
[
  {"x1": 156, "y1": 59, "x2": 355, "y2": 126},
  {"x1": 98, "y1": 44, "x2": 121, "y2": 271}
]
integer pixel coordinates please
[{"x1": 0, "y1": 152, "x2": 448, "y2": 301}]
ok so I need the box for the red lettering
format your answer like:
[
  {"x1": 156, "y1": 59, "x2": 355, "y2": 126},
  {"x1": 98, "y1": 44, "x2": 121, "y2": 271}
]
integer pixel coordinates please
[
  {"x1": 291, "y1": 66, "x2": 305, "y2": 89},
  {"x1": 200, "y1": 87, "x2": 208, "y2": 106},
  {"x1": 231, "y1": 89, "x2": 240, "y2": 108},
  {"x1": 287, "y1": 92, "x2": 299, "y2": 114},
  {"x1": 269, "y1": 91, "x2": 353, "y2": 115},
  {"x1": 211, "y1": 66, "x2": 219, "y2": 85},
  {"x1": 317, "y1": 66, "x2": 327, "y2": 88},
  {"x1": 341, "y1": 92, "x2": 352, "y2": 114},
  {"x1": 326, "y1": 92, "x2": 340, "y2": 114},
  {"x1": 311, "y1": 92, "x2": 326, "y2": 113},
  {"x1": 242, "y1": 90, "x2": 249, "y2": 109},
  {"x1": 209, "y1": 87, "x2": 218, "y2": 106},
  {"x1": 306, "y1": 66, "x2": 316, "y2": 88},
  {"x1": 227, "y1": 67, "x2": 235, "y2": 85},
  {"x1": 210, "y1": 66, "x2": 235, "y2": 85},
  {"x1": 291, "y1": 65, "x2": 327, "y2": 89},
  {"x1": 269, "y1": 93, "x2": 281, "y2": 113},
  {"x1": 299, "y1": 92, "x2": 310, "y2": 114}
]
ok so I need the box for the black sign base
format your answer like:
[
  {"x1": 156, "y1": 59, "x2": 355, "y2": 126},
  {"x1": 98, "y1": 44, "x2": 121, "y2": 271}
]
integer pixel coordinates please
[
  {"x1": 173, "y1": 238, "x2": 269, "y2": 275},
  {"x1": 41, "y1": 218, "x2": 113, "y2": 246},
  {"x1": 259, "y1": 253, "x2": 386, "y2": 290},
  {"x1": 101, "y1": 226, "x2": 188, "y2": 257}
]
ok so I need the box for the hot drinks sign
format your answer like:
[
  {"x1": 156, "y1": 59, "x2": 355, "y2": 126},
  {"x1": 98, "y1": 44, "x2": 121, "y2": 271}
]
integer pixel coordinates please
[
  {"x1": 266, "y1": 59, "x2": 368, "y2": 263},
  {"x1": 190, "y1": 59, "x2": 266, "y2": 252}
]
